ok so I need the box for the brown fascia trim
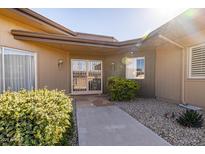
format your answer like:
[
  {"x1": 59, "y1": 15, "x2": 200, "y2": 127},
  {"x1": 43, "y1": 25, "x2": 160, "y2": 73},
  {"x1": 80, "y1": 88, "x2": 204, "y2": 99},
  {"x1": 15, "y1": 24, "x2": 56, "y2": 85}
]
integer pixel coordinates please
[
  {"x1": 119, "y1": 38, "x2": 142, "y2": 46},
  {"x1": 11, "y1": 30, "x2": 142, "y2": 48},
  {"x1": 76, "y1": 32, "x2": 118, "y2": 41},
  {"x1": 10, "y1": 8, "x2": 77, "y2": 36}
]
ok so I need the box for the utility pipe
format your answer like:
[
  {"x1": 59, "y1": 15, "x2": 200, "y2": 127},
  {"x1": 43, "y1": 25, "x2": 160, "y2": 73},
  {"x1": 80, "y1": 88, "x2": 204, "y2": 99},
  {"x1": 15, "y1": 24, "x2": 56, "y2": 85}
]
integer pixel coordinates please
[{"x1": 158, "y1": 34, "x2": 185, "y2": 103}]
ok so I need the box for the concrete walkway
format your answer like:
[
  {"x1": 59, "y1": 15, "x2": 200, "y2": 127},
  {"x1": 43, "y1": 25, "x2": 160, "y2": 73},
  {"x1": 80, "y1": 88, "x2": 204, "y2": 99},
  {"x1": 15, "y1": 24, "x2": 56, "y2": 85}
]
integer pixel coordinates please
[{"x1": 76, "y1": 100, "x2": 170, "y2": 146}]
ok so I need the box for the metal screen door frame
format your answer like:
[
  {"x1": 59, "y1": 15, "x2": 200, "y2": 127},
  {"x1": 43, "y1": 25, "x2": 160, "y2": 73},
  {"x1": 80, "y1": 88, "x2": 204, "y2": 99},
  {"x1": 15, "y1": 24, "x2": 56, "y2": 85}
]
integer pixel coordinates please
[{"x1": 71, "y1": 59, "x2": 103, "y2": 95}]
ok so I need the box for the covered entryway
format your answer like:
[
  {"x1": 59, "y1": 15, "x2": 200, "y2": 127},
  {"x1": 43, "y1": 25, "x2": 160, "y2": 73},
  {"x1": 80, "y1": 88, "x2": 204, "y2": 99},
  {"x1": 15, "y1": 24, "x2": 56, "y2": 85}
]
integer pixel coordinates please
[
  {"x1": 11, "y1": 29, "x2": 140, "y2": 94},
  {"x1": 71, "y1": 59, "x2": 102, "y2": 94}
]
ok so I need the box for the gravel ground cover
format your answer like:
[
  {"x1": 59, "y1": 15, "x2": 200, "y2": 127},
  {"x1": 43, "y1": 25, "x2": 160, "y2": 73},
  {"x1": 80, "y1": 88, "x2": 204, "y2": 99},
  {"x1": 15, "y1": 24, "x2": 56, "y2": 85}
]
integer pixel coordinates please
[{"x1": 115, "y1": 98, "x2": 205, "y2": 146}]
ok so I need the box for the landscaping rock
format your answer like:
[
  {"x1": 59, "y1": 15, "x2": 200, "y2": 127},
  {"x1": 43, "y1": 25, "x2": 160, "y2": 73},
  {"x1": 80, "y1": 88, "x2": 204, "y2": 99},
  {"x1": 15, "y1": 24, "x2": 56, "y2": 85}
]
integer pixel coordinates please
[{"x1": 114, "y1": 98, "x2": 205, "y2": 146}]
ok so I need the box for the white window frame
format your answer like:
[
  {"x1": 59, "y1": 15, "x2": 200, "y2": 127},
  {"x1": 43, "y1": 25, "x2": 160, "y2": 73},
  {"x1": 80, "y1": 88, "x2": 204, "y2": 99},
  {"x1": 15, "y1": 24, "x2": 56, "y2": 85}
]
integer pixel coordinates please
[
  {"x1": 126, "y1": 57, "x2": 145, "y2": 79},
  {"x1": 188, "y1": 44, "x2": 205, "y2": 79},
  {"x1": 0, "y1": 47, "x2": 37, "y2": 92}
]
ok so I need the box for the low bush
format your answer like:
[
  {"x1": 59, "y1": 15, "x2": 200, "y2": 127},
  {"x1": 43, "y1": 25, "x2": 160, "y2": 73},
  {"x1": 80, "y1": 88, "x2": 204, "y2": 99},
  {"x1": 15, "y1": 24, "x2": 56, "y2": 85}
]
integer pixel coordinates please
[
  {"x1": 107, "y1": 76, "x2": 140, "y2": 101},
  {"x1": 176, "y1": 110, "x2": 204, "y2": 128},
  {"x1": 0, "y1": 89, "x2": 73, "y2": 145}
]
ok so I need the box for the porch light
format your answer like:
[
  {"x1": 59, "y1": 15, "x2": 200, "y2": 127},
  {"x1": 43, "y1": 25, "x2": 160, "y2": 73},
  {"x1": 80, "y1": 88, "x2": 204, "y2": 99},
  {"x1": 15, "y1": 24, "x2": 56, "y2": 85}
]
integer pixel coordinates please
[
  {"x1": 111, "y1": 62, "x2": 116, "y2": 73},
  {"x1": 135, "y1": 43, "x2": 141, "y2": 47},
  {"x1": 58, "y1": 59, "x2": 64, "y2": 68}
]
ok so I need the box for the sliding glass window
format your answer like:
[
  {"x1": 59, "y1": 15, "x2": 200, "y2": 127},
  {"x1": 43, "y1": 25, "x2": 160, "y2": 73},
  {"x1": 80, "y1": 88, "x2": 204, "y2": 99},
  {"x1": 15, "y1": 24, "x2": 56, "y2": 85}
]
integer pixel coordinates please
[{"x1": 0, "y1": 47, "x2": 36, "y2": 93}]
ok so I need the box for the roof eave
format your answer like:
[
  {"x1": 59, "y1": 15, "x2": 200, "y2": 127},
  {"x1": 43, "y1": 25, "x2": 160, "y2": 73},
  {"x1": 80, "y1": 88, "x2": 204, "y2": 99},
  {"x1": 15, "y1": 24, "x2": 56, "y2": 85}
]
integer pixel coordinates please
[{"x1": 11, "y1": 29, "x2": 142, "y2": 48}]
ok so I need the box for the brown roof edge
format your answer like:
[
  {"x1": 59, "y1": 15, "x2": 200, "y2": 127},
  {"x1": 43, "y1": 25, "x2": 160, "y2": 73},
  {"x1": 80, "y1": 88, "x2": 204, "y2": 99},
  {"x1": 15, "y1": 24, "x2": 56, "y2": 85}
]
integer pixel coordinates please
[
  {"x1": 11, "y1": 8, "x2": 77, "y2": 36},
  {"x1": 119, "y1": 38, "x2": 142, "y2": 46},
  {"x1": 76, "y1": 32, "x2": 118, "y2": 41},
  {"x1": 11, "y1": 29, "x2": 142, "y2": 47}
]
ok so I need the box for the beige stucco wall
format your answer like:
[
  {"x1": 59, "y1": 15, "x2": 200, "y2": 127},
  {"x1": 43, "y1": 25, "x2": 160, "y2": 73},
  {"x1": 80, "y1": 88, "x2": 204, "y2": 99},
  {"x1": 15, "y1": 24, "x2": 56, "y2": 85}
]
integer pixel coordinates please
[
  {"x1": 155, "y1": 43, "x2": 182, "y2": 102},
  {"x1": 181, "y1": 31, "x2": 205, "y2": 108},
  {"x1": 104, "y1": 48, "x2": 156, "y2": 97},
  {"x1": 103, "y1": 53, "x2": 125, "y2": 93},
  {"x1": 185, "y1": 80, "x2": 205, "y2": 107},
  {"x1": 156, "y1": 30, "x2": 205, "y2": 108},
  {"x1": 0, "y1": 13, "x2": 70, "y2": 93}
]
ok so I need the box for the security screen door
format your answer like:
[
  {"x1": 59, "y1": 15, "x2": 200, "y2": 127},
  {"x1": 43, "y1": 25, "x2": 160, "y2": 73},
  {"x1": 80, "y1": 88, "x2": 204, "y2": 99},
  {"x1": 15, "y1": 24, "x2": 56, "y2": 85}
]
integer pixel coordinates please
[{"x1": 71, "y1": 59, "x2": 102, "y2": 94}]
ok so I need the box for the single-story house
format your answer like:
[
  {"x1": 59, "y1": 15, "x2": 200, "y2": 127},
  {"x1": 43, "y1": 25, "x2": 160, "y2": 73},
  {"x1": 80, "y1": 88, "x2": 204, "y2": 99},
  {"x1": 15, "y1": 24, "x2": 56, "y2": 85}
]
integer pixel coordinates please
[{"x1": 0, "y1": 8, "x2": 205, "y2": 108}]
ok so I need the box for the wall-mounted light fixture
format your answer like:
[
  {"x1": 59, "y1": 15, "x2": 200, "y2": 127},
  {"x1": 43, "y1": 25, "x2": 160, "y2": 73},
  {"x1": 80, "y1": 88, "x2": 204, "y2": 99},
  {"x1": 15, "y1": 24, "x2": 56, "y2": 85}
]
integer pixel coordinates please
[
  {"x1": 135, "y1": 43, "x2": 141, "y2": 47},
  {"x1": 58, "y1": 59, "x2": 64, "y2": 68},
  {"x1": 111, "y1": 62, "x2": 116, "y2": 75}
]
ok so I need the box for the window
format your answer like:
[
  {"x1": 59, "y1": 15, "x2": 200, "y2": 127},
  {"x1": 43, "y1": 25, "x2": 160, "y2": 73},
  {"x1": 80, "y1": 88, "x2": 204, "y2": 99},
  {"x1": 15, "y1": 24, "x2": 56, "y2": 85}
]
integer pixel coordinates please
[
  {"x1": 0, "y1": 48, "x2": 3, "y2": 92},
  {"x1": 0, "y1": 47, "x2": 36, "y2": 93},
  {"x1": 189, "y1": 44, "x2": 205, "y2": 78},
  {"x1": 126, "y1": 57, "x2": 145, "y2": 79}
]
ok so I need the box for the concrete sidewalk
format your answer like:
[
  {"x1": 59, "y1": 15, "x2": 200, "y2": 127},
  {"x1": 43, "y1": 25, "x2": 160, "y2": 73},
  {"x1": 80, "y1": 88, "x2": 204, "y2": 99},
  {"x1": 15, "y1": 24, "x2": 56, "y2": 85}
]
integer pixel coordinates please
[{"x1": 76, "y1": 105, "x2": 170, "y2": 146}]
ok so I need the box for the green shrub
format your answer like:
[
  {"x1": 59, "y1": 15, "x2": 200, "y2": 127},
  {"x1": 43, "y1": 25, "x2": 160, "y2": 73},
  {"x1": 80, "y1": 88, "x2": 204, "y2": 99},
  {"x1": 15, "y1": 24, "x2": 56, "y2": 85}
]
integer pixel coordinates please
[
  {"x1": 0, "y1": 89, "x2": 73, "y2": 145},
  {"x1": 107, "y1": 77, "x2": 140, "y2": 101},
  {"x1": 177, "y1": 110, "x2": 204, "y2": 128}
]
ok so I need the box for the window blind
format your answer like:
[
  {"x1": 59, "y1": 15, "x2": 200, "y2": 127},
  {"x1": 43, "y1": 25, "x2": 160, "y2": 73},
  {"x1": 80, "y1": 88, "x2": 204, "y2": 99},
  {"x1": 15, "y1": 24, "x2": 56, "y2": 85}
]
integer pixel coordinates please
[{"x1": 191, "y1": 45, "x2": 205, "y2": 77}]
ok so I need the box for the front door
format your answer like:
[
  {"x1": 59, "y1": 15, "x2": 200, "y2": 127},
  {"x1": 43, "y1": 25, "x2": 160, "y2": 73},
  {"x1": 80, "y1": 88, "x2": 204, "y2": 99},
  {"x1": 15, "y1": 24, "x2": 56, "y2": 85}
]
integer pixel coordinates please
[{"x1": 71, "y1": 59, "x2": 102, "y2": 94}]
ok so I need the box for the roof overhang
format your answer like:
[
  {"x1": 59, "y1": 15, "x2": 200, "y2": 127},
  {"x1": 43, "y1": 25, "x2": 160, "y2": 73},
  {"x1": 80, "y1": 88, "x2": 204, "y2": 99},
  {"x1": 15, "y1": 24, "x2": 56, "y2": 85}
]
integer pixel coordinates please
[
  {"x1": 143, "y1": 9, "x2": 205, "y2": 47},
  {"x1": 11, "y1": 30, "x2": 142, "y2": 56},
  {"x1": 11, "y1": 30, "x2": 142, "y2": 48},
  {"x1": 11, "y1": 8, "x2": 205, "y2": 53}
]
